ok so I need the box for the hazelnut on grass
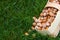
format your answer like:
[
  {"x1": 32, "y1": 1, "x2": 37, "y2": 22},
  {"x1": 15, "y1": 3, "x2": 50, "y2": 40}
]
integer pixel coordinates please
[
  {"x1": 25, "y1": 32, "x2": 29, "y2": 36},
  {"x1": 37, "y1": 26, "x2": 43, "y2": 30},
  {"x1": 40, "y1": 13, "x2": 44, "y2": 16},
  {"x1": 33, "y1": 17, "x2": 37, "y2": 21},
  {"x1": 33, "y1": 22, "x2": 36, "y2": 26},
  {"x1": 31, "y1": 26, "x2": 35, "y2": 30},
  {"x1": 33, "y1": 17, "x2": 41, "y2": 23}
]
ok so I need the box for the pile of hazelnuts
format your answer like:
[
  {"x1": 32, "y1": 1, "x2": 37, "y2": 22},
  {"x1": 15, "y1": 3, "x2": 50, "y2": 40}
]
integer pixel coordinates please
[
  {"x1": 32, "y1": 7, "x2": 58, "y2": 30},
  {"x1": 49, "y1": 0, "x2": 60, "y2": 4}
]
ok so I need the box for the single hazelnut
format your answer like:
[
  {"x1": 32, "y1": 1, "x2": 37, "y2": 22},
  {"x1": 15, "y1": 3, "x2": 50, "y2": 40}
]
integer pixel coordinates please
[{"x1": 33, "y1": 22, "x2": 36, "y2": 26}]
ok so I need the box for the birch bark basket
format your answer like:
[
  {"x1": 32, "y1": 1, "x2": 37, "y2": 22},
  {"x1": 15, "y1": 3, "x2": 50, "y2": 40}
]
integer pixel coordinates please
[{"x1": 32, "y1": 0, "x2": 60, "y2": 37}]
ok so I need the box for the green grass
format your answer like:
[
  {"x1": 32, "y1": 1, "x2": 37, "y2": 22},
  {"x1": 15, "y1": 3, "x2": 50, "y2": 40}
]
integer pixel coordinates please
[{"x1": 0, "y1": 0, "x2": 60, "y2": 40}]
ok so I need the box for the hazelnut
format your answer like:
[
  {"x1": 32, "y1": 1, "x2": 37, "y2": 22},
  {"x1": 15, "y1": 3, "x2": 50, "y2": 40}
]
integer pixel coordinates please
[
  {"x1": 49, "y1": 0, "x2": 54, "y2": 2},
  {"x1": 54, "y1": 8, "x2": 57, "y2": 11},
  {"x1": 40, "y1": 17, "x2": 44, "y2": 20},
  {"x1": 38, "y1": 18, "x2": 42, "y2": 23},
  {"x1": 33, "y1": 17, "x2": 37, "y2": 22},
  {"x1": 42, "y1": 19, "x2": 47, "y2": 23},
  {"x1": 38, "y1": 27, "x2": 43, "y2": 30},
  {"x1": 25, "y1": 32, "x2": 29, "y2": 36},
  {"x1": 44, "y1": 17, "x2": 47, "y2": 20},
  {"x1": 49, "y1": 12, "x2": 55, "y2": 17},
  {"x1": 33, "y1": 22, "x2": 36, "y2": 26},
  {"x1": 43, "y1": 9, "x2": 48, "y2": 13},
  {"x1": 37, "y1": 23, "x2": 42, "y2": 27},
  {"x1": 40, "y1": 13, "x2": 44, "y2": 16},
  {"x1": 35, "y1": 19, "x2": 39, "y2": 23},
  {"x1": 48, "y1": 8, "x2": 51, "y2": 11},
  {"x1": 42, "y1": 23, "x2": 46, "y2": 28},
  {"x1": 56, "y1": 1, "x2": 59, "y2": 4},
  {"x1": 31, "y1": 26, "x2": 35, "y2": 30},
  {"x1": 47, "y1": 16, "x2": 51, "y2": 19},
  {"x1": 43, "y1": 13, "x2": 47, "y2": 16},
  {"x1": 50, "y1": 17, "x2": 55, "y2": 22},
  {"x1": 46, "y1": 22, "x2": 51, "y2": 26},
  {"x1": 45, "y1": 27, "x2": 48, "y2": 30}
]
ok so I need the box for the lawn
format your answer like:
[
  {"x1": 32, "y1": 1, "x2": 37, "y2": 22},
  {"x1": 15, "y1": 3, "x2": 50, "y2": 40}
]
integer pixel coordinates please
[{"x1": 0, "y1": 0, "x2": 60, "y2": 40}]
